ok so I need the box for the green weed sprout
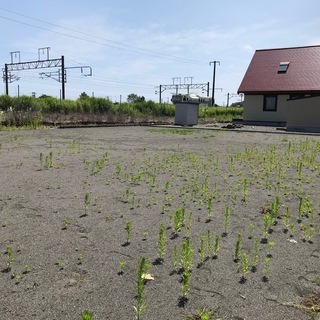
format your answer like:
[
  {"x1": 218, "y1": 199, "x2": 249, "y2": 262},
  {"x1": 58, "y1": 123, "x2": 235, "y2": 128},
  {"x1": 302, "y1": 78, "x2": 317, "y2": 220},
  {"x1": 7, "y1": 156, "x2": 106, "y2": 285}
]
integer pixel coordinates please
[
  {"x1": 239, "y1": 252, "x2": 249, "y2": 282},
  {"x1": 125, "y1": 220, "x2": 132, "y2": 244},
  {"x1": 241, "y1": 178, "x2": 249, "y2": 203},
  {"x1": 267, "y1": 241, "x2": 276, "y2": 257},
  {"x1": 301, "y1": 224, "x2": 316, "y2": 242},
  {"x1": 81, "y1": 310, "x2": 93, "y2": 320},
  {"x1": 184, "y1": 212, "x2": 192, "y2": 238},
  {"x1": 251, "y1": 238, "x2": 260, "y2": 271},
  {"x1": 118, "y1": 260, "x2": 126, "y2": 275},
  {"x1": 207, "y1": 196, "x2": 214, "y2": 221},
  {"x1": 234, "y1": 232, "x2": 242, "y2": 262},
  {"x1": 11, "y1": 270, "x2": 22, "y2": 283},
  {"x1": 181, "y1": 270, "x2": 191, "y2": 299},
  {"x1": 283, "y1": 206, "x2": 290, "y2": 230},
  {"x1": 181, "y1": 238, "x2": 194, "y2": 272},
  {"x1": 24, "y1": 263, "x2": 30, "y2": 274},
  {"x1": 223, "y1": 205, "x2": 231, "y2": 235},
  {"x1": 184, "y1": 307, "x2": 221, "y2": 320},
  {"x1": 78, "y1": 252, "x2": 84, "y2": 265},
  {"x1": 142, "y1": 232, "x2": 148, "y2": 241},
  {"x1": 84, "y1": 193, "x2": 90, "y2": 215},
  {"x1": 134, "y1": 256, "x2": 150, "y2": 320},
  {"x1": 39, "y1": 152, "x2": 43, "y2": 169},
  {"x1": 173, "y1": 207, "x2": 186, "y2": 234},
  {"x1": 56, "y1": 258, "x2": 65, "y2": 269},
  {"x1": 249, "y1": 223, "x2": 254, "y2": 239},
  {"x1": 263, "y1": 257, "x2": 271, "y2": 281},
  {"x1": 213, "y1": 235, "x2": 220, "y2": 258},
  {"x1": 262, "y1": 213, "x2": 272, "y2": 241},
  {"x1": 62, "y1": 217, "x2": 70, "y2": 230},
  {"x1": 199, "y1": 234, "x2": 206, "y2": 264},
  {"x1": 207, "y1": 230, "x2": 212, "y2": 257},
  {"x1": 157, "y1": 224, "x2": 166, "y2": 262},
  {"x1": 123, "y1": 187, "x2": 130, "y2": 203},
  {"x1": 289, "y1": 223, "x2": 295, "y2": 237}
]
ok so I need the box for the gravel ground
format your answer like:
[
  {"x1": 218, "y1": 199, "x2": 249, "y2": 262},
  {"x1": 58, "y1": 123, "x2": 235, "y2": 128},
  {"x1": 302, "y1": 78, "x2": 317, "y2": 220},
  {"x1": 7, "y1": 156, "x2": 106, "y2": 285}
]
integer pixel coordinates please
[{"x1": 0, "y1": 125, "x2": 319, "y2": 320}]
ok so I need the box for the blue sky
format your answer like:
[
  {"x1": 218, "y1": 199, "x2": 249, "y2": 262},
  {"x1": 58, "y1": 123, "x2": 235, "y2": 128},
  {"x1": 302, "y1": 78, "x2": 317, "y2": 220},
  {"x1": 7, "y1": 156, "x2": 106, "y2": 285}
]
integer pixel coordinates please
[{"x1": 1, "y1": 1, "x2": 320, "y2": 105}]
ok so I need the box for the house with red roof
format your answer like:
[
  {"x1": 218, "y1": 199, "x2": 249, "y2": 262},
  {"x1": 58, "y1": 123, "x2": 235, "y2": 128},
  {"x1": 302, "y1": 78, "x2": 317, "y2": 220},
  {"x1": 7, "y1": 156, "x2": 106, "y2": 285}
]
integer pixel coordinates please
[{"x1": 238, "y1": 45, "x2": 320, "y2": 132}]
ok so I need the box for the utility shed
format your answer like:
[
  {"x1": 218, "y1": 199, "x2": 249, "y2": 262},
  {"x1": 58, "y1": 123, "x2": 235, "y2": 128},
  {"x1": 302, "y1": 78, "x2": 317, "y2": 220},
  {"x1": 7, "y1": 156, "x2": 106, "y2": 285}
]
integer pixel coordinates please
[
  {"x1": 172, "y1": 94, "x2": 211, "y2": 126},
  {"x1": 238, "y1": 45, "x2": 320, "y2": 132}
]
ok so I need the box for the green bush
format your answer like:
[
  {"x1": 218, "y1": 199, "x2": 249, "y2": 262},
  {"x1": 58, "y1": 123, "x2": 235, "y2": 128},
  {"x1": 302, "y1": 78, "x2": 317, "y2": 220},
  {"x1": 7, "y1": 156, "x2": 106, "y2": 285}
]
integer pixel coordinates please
[
  {"x1": 0, "y1": 95, "x2": 14, "y2": 111},
  {"x1": 199, "y1": 106, "x2": 243, "y2": 122},
  {"x1": 0, "y1": 94, "x2": 243, "y2": 125}
]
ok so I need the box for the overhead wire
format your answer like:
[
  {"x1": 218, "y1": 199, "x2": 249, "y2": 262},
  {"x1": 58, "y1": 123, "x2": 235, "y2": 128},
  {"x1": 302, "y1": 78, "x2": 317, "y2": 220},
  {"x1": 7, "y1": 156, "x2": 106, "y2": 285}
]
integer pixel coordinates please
[{"x1": 0, "y1": 8, "x2": 206, "y2": 65}]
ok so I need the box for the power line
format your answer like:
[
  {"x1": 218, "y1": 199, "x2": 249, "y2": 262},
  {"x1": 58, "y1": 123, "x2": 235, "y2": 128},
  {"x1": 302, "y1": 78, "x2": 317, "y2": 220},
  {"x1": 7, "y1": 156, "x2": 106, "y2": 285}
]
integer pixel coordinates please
[{"x1": 0, "y1": 8, "x2": 206, "y2": 65}]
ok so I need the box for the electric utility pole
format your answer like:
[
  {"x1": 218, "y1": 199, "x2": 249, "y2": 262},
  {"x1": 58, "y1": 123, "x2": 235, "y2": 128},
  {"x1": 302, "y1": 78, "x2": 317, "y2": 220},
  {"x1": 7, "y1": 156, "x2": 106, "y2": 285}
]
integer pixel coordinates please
[{"x1": 209, "y1": 61, "x2": 220, "y2": 106}]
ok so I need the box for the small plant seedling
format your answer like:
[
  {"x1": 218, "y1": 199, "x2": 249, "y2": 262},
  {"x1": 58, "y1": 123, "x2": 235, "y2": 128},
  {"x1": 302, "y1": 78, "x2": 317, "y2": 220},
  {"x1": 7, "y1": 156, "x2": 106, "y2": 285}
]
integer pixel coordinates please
[
  {"x1": 262, "y1": 213, "x2": 272, "y2": 242},
  {"x1": 81, "y1": 310, "x2": 93, "y2": 320},
  {"x1": 263, "y1": 257, "x2": 271, "y2": 282},
  {"x1": 249, "y1": 223, "x2": 254, "y2": 239},
  {"x1": 207, "y1": 196, "x2": 214, "y2": 221},
  {"x1": 184, "y1": 307, "x2": 221, "y2": 320},
  {"x1": 39, "y1": 152, "x2": 43, "y2": 168},
  {"x1": 172, "y1": 207, "x2": 186, "y2": 234},
  {"x1": 223, "y1": 205, "x2": 231, "y2": 235},
  {"x1": 181, "y1": 270, "x2": 191, "y2": 300},
  {"x1": 142, "y1": 231, "x2": 148, "y2": 241},
  {"x1": 118, "y1": 260, "x2": 127, "y2": 275},
  {"x1": 23, "y1": 263, "x2": 30, "y2": 274},
  {"x1": 84, "y1": 193, "x2": 90, "y2": 215},
  {"x1": 181, "y1": 238, "x2": 194, "y2": 272},
  {"x1": 207, "y1": 230, "x2": 212, "y2": 257},
  {"x1": 184, "y1": 212, "x2": 192, "y2": 238},
  {"x1": 62, "y1": 217, "x2": 70, "y2": 230},
  {"x1": 78, "y1": 252, "x2": 84, "y2": 265},
  {"x1": 11, "y1": 270, "x2": 22, "y2": 283},
  {"x1": 125, "y1": 220, "x2": 132, "y2": 245},
  {"x1": 289, "y1": 223, "x2": 295, "y2": 237},
  {"x1": 56, "y1": 258, "x2": 65, "y2": 270},
  {"x1": 283, "y1": 206, "x2": 290, "y2": 231},
  {"x1": 157, "y1": 224, "x2": 166, "y2": 262},
  {"x1": 198, "y1": 234, "x2": 206, "y2": 266},
  {"x1": 17, "y1": 243, "x2": 24, "y2": 252},
  {"x1": 234, "y1": 232, "x2": 242, "y2": 262},
  {"x1": 239, "y1": 252, "x2": 249, "y2": 283},
  {"x1": 251, "y1": 238, "x2": 260, "y2": 271},
  {"x1": 134, "y1": 256, "x2": 150, "y2": 320},
  {"x1": 213, "y1": 235, "x2": 220, "y2": 258},
  {"x1": 267, "y1": 241, "x2": 276, "y2": 257}
]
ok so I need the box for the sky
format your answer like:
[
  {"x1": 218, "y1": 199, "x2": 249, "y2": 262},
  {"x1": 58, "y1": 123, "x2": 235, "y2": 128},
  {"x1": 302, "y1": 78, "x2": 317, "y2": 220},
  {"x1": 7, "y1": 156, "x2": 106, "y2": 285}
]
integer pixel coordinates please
[{"x1": 1, "y1": 0, "x2": 320, "y2": 105}]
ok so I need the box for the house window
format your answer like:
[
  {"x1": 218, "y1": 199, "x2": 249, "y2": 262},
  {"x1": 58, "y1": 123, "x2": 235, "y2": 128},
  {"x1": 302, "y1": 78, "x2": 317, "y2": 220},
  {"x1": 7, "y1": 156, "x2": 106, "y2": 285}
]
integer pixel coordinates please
[
  {"x1": 263, "y1": 95, "x2": 277, "y2": 111},
  {"x1": 278, "y1": 62, "x2": 290, "y2": 73}
]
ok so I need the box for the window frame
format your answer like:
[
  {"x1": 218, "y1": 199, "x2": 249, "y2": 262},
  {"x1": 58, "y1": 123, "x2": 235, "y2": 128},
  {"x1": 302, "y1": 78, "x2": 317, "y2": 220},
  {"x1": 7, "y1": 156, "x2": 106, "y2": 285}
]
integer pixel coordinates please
[
  {"x1": 278, "y1": 61, "x2": 290, "y2": 73},
  {"x1": 263, "y1": 94, "x2": 278, "y2": 112}
]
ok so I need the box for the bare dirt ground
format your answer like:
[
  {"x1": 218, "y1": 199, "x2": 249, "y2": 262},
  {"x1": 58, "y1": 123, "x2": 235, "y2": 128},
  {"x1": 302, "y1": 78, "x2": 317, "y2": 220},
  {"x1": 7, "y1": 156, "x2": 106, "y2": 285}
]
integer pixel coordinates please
[{"x1": 0, "y1": 126, "x2": 319, "y2": 320}]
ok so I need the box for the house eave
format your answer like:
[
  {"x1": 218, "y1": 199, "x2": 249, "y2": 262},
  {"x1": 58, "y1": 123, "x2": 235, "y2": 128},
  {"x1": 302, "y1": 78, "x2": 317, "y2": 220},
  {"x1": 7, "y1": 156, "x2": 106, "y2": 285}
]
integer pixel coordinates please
[{"x1": 237, "y1": 90, "x2": 320, "y2": 95}]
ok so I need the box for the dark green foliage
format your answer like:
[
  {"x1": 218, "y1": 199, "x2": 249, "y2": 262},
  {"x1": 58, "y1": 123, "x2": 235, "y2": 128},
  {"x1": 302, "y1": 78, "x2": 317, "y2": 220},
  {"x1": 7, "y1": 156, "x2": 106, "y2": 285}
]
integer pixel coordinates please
[{"x1": 0, "y1": 94, "x2": 243, "y2": 127}]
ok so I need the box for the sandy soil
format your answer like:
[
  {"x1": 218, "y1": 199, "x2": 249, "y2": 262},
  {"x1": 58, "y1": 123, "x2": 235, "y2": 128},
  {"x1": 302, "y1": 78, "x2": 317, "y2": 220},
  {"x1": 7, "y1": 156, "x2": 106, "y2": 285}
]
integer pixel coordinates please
[{"x1": 0, "y1": 126, "x2": 319, "y2": 320}]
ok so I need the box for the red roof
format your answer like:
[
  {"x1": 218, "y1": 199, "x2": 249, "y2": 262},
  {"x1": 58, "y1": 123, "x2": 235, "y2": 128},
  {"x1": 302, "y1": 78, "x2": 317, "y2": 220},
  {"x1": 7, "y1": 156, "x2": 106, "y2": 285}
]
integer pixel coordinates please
[{"x1": 238, "y1": 45, "x2": 320, "y2": 94}]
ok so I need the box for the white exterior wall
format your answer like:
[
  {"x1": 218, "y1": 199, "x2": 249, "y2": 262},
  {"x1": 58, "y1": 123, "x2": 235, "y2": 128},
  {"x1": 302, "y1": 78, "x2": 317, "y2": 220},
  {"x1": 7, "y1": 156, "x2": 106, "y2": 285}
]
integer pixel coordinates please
[
  {"x1": 243, "y1": 95, "x2": 288, "y2": 122},
  {"x1": 287, "y1": 96, "x2": 320, "y2": 132}
]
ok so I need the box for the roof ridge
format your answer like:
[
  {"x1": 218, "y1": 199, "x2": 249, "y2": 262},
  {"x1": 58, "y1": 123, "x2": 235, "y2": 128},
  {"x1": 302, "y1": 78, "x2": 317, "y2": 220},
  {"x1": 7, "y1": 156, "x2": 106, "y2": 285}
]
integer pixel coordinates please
[{"x1": 256, "y1": 44, "x2": 320, "y2": 52}]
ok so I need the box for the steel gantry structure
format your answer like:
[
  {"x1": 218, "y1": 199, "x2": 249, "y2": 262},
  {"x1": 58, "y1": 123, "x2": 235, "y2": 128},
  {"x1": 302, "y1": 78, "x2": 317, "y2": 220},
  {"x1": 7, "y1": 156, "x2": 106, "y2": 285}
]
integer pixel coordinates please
[
  {"x1": 2, "y1": 47, "x2": 92, "y2": 99},
  {"x1": 157, "y1": 82, "x2": 210, "y2": 104}
]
